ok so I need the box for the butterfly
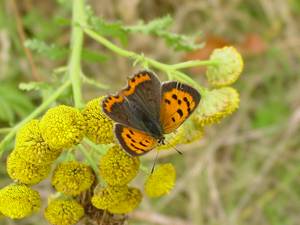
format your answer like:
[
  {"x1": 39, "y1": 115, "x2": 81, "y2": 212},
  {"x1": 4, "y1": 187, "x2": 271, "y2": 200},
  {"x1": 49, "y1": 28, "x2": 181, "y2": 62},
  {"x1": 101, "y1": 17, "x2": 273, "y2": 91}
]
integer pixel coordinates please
[{"x1": 102, "y1": 70, "x2": 201, "y2": 156}]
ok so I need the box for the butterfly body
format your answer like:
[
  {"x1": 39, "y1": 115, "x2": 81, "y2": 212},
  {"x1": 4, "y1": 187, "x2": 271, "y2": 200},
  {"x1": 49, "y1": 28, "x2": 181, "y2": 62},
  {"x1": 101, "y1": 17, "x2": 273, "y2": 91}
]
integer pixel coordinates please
[{"x1": 102, "y1": 71, "x2": 200, "y2": 156}]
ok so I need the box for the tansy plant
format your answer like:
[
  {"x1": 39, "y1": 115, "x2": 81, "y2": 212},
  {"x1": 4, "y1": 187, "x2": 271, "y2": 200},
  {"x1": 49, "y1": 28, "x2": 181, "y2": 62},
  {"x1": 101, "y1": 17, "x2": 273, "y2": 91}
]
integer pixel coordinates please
[{"x1": 0, "y1": 0, "x2": 243, "y2": 224}]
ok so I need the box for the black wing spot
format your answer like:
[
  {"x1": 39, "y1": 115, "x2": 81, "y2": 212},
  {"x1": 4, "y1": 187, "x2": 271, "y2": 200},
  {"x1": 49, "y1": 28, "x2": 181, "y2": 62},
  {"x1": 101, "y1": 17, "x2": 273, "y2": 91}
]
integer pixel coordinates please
[
  {"x1": 108, "y1": 96, "x2": 112, "y2": 100},
  {"x1": 172, "y1": 94, "x2": 178, "y2": 100},
  {"x1": 172, "y1": 117, "x2": 176, "y2": 122},
  {"x1": 183, "y1": 97, "x2": 190, "y2": 107},
  {"x1": 131, "y1": 78, "x2": 136, "y2": 82},
  {"x1": 188, "y1": 107, "x2": 191, "y2": 113},
  {"x1": 139, "y1": 141, "x2": 147, "y2": 147},
  {"x1": 178, "y1": 99, "x2": 182, "y2": 105},
  {"x1": 165, "y1": 99, "x2": 171, "y2": 104},
  {"x1": 145, "y1": 140, "x2": 150, "y2": 143},
  {"x1": 136, "y1": 74, "x2": 141, "y2": 78},
  {"x1": 126, "y1": 134, "x2": 131, "y2": 139},
  {"x1": 129, "y1": 130, "x2": 134, "y2": 135},
  {"x1": 177, "y1": 109, "x2": 183, "y2": 117},
  {"x1": 130, "y1": 143, "x2": 144, "y2": 151}
]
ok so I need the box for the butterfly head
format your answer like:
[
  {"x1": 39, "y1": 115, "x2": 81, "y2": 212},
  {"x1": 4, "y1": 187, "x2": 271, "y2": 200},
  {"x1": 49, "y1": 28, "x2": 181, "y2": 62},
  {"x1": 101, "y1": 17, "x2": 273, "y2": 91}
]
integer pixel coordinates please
[{"x1": 157, "y1": 136, "x2": 166, "y2": 146}]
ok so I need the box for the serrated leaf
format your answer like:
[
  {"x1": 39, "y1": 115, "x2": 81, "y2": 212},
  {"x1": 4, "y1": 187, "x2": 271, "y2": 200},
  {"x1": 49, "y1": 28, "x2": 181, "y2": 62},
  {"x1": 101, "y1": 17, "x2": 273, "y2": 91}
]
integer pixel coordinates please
[
  {"x1": 82, "y1": 49, "x2": 108, "y2": 63},
  {"x1": 0, "y1": 84, "x2": 35, "y2": 124},
  {"x1": 24, "y1": 39, "x2": 68, "y2": 60},
  {"x1": 125, "y1": 15, "x2": 173, "y2": 33},
  {"x1": 86, "y1": 8, "x2": 128, "y2": 45},
  {"x1": 89, "y1": 18, "x2": 128, "y2": 45},
  {"x1": 53, "y1": 17, "x2": 71, "y2": 26},
  {"x1": 158, "y1": 31, "x2": 204, "y2": 51},
  {"x1": 19, "y1": 82, "x2": 51, "y2": 91},
  {"x1": 125, "y1": 15, "x2": 203, "y2": 51}
]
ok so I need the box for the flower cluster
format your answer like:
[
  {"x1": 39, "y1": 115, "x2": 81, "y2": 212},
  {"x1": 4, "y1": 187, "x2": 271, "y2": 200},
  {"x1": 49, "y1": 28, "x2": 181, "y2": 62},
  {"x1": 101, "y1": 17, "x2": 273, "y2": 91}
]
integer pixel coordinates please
[
  {"x1": 92, "y1": 185, "x2": 142, "y2": 214},
  {"x1": 91, "y1": 145, "x2": 142, "y2": 214},
  {"x1": 145, "y1": 163, "x2": 176, "y2": 197},
  {"x1": 52, "y1": 161, "x2": 95, "y2": 196},
  {"x1": 82, "y1": 97, "x2": 115, "y2": 144},
  {"x1": 0, "y1": 184, "x2": 41, "y2": 219},
  {"x1": 44, "y1": 198, "x2": 84, "y2": 225}
]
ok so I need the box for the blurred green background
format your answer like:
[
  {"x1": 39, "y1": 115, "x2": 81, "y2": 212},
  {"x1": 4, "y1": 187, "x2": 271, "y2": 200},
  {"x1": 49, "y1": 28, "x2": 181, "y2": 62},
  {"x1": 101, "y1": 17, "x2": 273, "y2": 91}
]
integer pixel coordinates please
[{"x1": 1, "y1": 0, "x2": 300, "y2": 225}]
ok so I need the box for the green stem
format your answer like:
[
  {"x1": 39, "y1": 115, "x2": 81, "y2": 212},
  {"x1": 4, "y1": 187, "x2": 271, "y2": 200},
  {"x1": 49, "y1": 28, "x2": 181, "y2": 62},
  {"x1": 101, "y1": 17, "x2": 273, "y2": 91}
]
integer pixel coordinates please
[
  {"x1": 170, "y1": 59, "x2": 219, "y2": 70},
  {"x1": 68, "y1": 0, "x2": 86, "y2": 108},
  {"x1": 83, "y1": 138, "x2": 109, "y2": 155},
  {"x1": 0, "y1": 80, "x2": 71, "y2": 156},
  {"x1": 84, "y1": 28, "x2": 135, "y2": 58},
  {"x1": 0, "y1": 128, "x2": 12, "y2": 134},
  {"x1": 78, "y1": 144, "x2": 100, "y2": 180},
  {"x1": 83, "y1": 28, "x2": 210, "y2": 95},
  {"x1": 81, "y1": 73, "x2": 109, "y2": 90}
]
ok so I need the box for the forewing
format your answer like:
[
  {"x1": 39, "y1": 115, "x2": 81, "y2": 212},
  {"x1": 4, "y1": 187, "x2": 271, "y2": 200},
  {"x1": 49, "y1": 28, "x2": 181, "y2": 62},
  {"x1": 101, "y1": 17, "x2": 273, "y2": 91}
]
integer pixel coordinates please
[
  {"x1": 160, "y1": 81, "x2": 201, "y2": 133},
  {"x1": 102, "y1": 94, "x2": 133, "y2": 127},
  {"x1": 115, "y1": 123, "x2": 157, "y2": 156},
  {"x1": 121, "y1": 70, "x2": 161, "y2": 122},
  {"x1": 102, "y1": 70, "x2": 162, "y2": 130}
]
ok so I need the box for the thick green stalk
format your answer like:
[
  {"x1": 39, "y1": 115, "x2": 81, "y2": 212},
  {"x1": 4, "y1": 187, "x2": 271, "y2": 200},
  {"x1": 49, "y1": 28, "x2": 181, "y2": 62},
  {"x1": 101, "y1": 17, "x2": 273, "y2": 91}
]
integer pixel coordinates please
[
  {"x1": 68, "y1": 0, "x2": 86, "y2": 108},
  {"x1": 170, "y1": 59, "x2": 219, "y2": 70},
  {"x1": 0, "y1": 80, "x2": 71, "y2": 156}
]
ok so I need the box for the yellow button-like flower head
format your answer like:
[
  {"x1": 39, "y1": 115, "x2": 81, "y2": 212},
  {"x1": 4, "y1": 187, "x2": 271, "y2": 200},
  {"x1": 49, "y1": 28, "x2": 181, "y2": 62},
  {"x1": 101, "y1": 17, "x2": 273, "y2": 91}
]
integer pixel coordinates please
[
  {"x1": 52, "y1": 161, "x2": 95, "y2": 196},
  {"x1": 108, "y1": 187, "x2": 142, "y2": 214},
  {"x1": 7, "y1": 150, "x2": 51, "y2": 185},
  {"x1": 91, "y1": 185, "x2": 129, "y2": 210},
  {"x1": 44, "y1": 198, "x2": 84, "y2": 225},
  {"x1": 82, "y1": 97, "x2": 115, "y2": 144},
  {"x1": 15, "y1": 119, "x2": 62, "y2": 164},
  {"x1": 0, "y1": 184, "x2": 41, "y2": 219},
  {"x1": 193, "y1": 87, "x2": 240, "y2": 126},
  {"x1": 40, "y1": 105, "x2": 86, "y2": 149},
  {"x1": 144, "y1": 163, "x2": 176, "y2": 198},
  {"x1": 206, "y1": 46, "x2": 243, "y2": 87},
  {"x1": 99, "y1": 145, "x2": 140, "y2": 186}
]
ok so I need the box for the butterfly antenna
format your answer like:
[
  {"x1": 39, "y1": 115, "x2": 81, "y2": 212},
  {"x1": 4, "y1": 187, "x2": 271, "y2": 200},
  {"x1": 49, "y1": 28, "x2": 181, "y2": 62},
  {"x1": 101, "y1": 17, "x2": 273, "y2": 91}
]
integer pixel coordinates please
[
  {"x1": 151, "y1": 151, "x2": 159, "y2": 174},
  {"x1": 164, "y1": 139, "x2": 183, "y2": 155}
]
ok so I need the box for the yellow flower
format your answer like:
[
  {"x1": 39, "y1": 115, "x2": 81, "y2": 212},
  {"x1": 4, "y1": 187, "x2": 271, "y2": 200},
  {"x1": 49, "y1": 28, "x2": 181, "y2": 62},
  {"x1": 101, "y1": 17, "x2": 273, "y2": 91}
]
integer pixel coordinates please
[
  {"x1": 15, "y1": 119, "x2": 62, "y2": 165},
  {"x1": 158, "y1": 118, "x2": 204, "y2": 150},
  {"x1": 82, "y1": 97, "x2": 115, "y2": 144},
  {"x1": 108, "y1": 187, "x2": 142, "y2": 214},
  {"x1": 144, "y1": 163, "x2": 176, "y2": 198},
  {"x1": 193, "y1": 87, "x2": 240, "y2": 126},
  {"x1": 0, "y1": 184, "x2": 41, "y2": 219},
  {"x1": 99, "y1": 145, "x2": 140, "y2": 186},
  {"x1": 91, "y1": 185, "x2": 129, "y2": 210},
  {"x1": 40, "y1": 105, "x2": 86, "y2": 149},
  {"x1": 52, "y1": 161, "x2": 95, "y2": 196},
  {"x1": 44, "y1": 198, "x2": 84, "y2": 225},
  {"x1": 206, "y1": 46, "x2": 243, "y2": 87},
  {"x1": 7, "y1": 150, "x2": 51, "y2": 185}
]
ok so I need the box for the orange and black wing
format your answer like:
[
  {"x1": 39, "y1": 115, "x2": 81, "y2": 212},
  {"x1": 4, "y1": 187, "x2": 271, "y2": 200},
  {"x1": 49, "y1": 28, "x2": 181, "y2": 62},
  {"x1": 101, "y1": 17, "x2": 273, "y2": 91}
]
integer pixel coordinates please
[
  {"x1": 115, "y1": 123, "x2": 157, "y2": 156},
  {"x1": 160, "y1": 81, "x2": 201, "y2": 134}
]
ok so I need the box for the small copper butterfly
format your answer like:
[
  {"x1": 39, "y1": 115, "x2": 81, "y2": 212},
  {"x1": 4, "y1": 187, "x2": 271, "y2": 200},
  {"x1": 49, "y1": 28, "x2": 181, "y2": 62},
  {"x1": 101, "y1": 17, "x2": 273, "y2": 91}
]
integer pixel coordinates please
[{"x1": 102, "y1": 70, "x2": 201, "y2": 156}]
